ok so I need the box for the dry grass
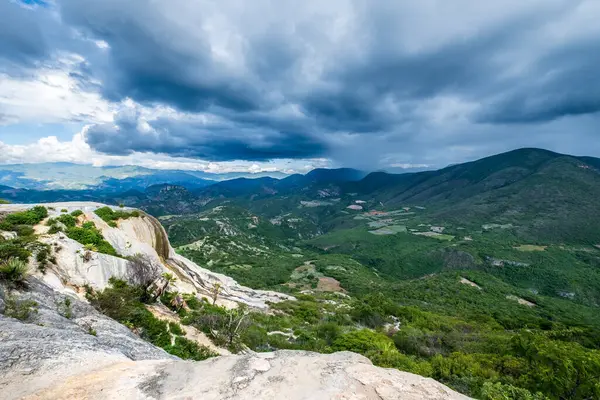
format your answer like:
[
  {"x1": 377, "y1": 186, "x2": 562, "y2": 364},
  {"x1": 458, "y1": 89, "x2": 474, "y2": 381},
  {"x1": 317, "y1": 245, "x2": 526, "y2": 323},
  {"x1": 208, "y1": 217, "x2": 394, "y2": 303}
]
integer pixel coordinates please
[{"x1": 514, "y1": 245, "x2": 547, "y2": 252}]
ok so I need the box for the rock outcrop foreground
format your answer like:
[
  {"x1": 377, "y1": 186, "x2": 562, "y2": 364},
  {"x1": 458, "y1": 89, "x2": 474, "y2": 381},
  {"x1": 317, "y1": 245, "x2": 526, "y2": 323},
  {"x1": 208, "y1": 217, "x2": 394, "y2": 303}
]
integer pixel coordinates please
[
  {"x1": 0, "y1": 279, "x2": 175, "y2": 399},
  {"x1": 26, "y1": 351, "x2": 471, "y2": 400}
]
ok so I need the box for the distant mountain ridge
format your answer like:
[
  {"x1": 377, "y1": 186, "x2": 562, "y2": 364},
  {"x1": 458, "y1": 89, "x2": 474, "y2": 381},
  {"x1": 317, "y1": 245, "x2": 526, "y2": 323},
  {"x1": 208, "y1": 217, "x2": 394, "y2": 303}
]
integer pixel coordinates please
[
  {"x1": 2, "y1": 148, "x2": 600, "y2": 244},
  {"x1": 0, "y1": 162, "x2": 288, "y2": 191}
]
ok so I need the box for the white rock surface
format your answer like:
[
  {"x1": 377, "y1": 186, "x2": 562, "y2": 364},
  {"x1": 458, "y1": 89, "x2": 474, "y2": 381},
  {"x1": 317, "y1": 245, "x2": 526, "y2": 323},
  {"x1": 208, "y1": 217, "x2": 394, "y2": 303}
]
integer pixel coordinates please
[
  {"x1": 16, "y1": 350, "x2": 471, "y2": 400},
  {"x1": 0, "y1": 279, "x2": 175, "y2": 400},
  {"x1": 0, "y1": 230, "x2": 17, "y2": 240}
]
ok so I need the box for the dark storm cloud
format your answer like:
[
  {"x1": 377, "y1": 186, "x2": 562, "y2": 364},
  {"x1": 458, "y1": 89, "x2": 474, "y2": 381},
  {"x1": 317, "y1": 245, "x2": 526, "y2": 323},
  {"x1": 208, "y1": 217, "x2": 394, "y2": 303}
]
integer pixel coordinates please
[
  {"x1": 0, "y1": 1, "x2": 51, "y2": 70},
  {"x1": 58, "y1": 0, "x2": 265, "y2": 113},
  {"x1": 84, "y1": 106, "x2": 328, "y2": 161},
  {"x1": 0, "y1": 1, "x2": 95, "y2": 77},
  {"x1": 475, "y1": 40, "x2": 600, "y2": 124},
  {"x1": 6, "y1": 0, "x2": 600, "y2": 164}
]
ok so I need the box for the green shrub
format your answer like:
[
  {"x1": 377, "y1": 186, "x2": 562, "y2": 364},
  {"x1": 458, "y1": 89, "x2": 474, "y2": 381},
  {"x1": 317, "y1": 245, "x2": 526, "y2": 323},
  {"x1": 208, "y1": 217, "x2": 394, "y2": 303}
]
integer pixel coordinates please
[
  {"x1": 35, "y1": 244, "x2": 52, "y2": 272},
  {"x1": 0, "y1": 206, "x2": 47, "y2": 230},
  {"x1": 271, "y1": 299, "x2": 321, "y2": 323},
  {"x1": 241, "y1": 325, "x2": 270, "y2": 350},
  {"x1": 185, "y1": 305, "x2": 250, "y2": 350},
  {"x1": 70, "y1": 210, "x2": 83, "y2": 217},
  {"x1": 0, "y1": 198, "x2": 10, "y2": 204},
  {"x1": 13, "y1": 225, "x2": 35, "y2": 237},
  {"x1": 481, "y1": 382, "x2": 549, "y2": 400},
  {"x1": 60, "y1": 209, "x2": 68, "y2": 213},
  {"x1": 165, "y1": 337, "x2": 217, "y2": 361},
  {"x1": 0, "y1": 258, "x2": 29, "y2": 283},
  {"x1": 315, "y1": 322, "x2": 342, "y2": 345},
  {"x1": 393, "y1": 326, "x2": 443, "y2": 357},
  {"x1": 89, "y1": 278, "x2": 143, "y2": 320},
  {"x1": 3, "y1": 297, "x2": 38, "y2": 320},
  {"x1": 94, "y1": 207, "x2": 140, "y2": 224},
  {"x1": 368, "y1": 350, "x2": 433, "y2": 377},
  {"x1": 89, "y1": 279, "x2": 217, "y2": 361},
  {"x1": 57, "y1": 214, "x2": 77, "y2": 228},
  {"x1": 65, "y1": 222, "x2": 118, "y2": 256},
  {"x1": 184, "y1": 294, "x2": 202, "y2": 311},
  {"x1": 58, "y1": 297, "x2": 73, "y2": 319},
  {"x1": 0, "y1": 239, "x2": 32, "y2": 262},
  {"x1": 169, "y1": 321, "x2": 185, "y2": 336},
  {"x1": 332, "y1": 329, "x2": 394, "y2": 354}
]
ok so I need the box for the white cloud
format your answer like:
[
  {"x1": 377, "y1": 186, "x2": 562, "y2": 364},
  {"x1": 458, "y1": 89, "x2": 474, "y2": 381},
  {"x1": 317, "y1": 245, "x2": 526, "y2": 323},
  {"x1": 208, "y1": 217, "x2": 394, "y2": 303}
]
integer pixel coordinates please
[
  {"x1": 0, "y1": 130, "x2": 331, "y2": 174},
  {"x1": 0, "y1": 55, "x2": 114, "y2": 125},
  {"x1": 389, "y1": 163, "x2": 431, "y2": 169}
]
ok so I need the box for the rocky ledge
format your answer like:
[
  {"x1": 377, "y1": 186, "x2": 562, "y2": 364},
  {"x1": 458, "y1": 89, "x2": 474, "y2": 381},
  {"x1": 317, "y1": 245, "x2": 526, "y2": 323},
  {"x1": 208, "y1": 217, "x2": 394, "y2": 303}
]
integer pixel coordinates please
[{"x1": 12, "y1": 350, "x2": 471, "y2": 400}]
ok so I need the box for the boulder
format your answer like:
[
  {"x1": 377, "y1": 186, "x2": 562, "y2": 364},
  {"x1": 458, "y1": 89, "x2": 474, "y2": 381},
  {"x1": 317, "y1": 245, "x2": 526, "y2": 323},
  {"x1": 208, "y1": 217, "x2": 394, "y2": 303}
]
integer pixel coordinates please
[
  {"x1": 9, "y1": 349, "x2": 471, "y2": 400},
  {"x1": 0, "y1": 278, "x2": 174, "y2": 399}
]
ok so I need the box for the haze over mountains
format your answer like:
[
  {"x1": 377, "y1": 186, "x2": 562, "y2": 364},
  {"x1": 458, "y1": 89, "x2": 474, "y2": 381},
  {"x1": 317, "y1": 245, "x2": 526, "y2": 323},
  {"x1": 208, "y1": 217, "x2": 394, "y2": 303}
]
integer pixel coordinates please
[
  {"x1": 0, "y1": 162, "x2": 292, "y2": 191},
  {"x1": 0, "y1": 161, "x2": 433, "y2": 192}
]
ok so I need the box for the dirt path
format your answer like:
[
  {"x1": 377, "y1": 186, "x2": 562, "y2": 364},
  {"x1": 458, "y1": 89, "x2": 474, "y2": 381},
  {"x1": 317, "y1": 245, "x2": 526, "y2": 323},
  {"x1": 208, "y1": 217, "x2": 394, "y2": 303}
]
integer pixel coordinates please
[{"x1": 459, "y1": 277, "x2": 481, "y2": 290}]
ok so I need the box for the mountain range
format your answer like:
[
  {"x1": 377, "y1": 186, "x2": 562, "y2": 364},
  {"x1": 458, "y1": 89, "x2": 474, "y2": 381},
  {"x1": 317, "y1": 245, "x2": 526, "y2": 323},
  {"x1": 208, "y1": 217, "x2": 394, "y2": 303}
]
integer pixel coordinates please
[
  {"x1": 0, "y1": 162, "x2": 289, "y2": 191},
  {"x1": 2, "y1": 148, "x2": 600, "y2": 244}
]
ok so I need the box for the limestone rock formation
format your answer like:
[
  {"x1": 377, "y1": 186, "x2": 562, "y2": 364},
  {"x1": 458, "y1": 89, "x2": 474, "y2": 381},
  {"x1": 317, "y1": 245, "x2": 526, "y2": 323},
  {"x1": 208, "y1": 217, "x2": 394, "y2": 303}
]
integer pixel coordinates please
[
  {"x1": 0, "y1": 278, "x2": 175, "y2": 399},
  {"x1": 19, "y1": 351, "x2": 472, "y2": 400},
  {"x1": 0, "y1": 202, "x2": 293, "y2": 309}
]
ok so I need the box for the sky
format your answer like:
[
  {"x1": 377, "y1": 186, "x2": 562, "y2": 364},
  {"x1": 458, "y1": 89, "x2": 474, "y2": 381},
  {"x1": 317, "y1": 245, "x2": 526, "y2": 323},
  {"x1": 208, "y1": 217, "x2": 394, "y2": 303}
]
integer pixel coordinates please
[{"x1": 0, "y1": 0, "x2": 599, "y2": 174}]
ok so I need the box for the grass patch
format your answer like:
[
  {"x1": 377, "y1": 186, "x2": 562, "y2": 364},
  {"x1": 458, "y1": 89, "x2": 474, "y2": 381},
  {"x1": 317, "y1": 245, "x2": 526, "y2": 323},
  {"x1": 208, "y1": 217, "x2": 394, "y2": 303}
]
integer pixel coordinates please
[
  {"x1": 368, "y1": 225, "x2": 407, "y2": 235},
  {"x1": 3, "y1": 296, "x2": 38, "y2": 320},
  {"x1": 65, "y1": 222, "x2": 119, "y2": 256},
  {"x1": 94, "y1": 206, "x2": 140, "y2": 224}
]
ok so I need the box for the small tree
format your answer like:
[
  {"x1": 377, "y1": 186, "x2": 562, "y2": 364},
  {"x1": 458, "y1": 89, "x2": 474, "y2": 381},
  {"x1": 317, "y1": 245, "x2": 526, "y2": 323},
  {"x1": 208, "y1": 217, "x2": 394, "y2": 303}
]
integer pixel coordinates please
[
  {"x1": 222, "y1": 306, "x2": 250, "y2": 348},
  {"x1": 126, "y1": 253, "x2": 162, "y2": 297},
  {"x1": 196, "y1": 305, "x2": 250, "y2": 350},
  {"x1": 162, "y1": 272, "x2": 177, "y2": 284},
  {"x1": 209, "y1": 282, "x2": 222, "y2": 305}
]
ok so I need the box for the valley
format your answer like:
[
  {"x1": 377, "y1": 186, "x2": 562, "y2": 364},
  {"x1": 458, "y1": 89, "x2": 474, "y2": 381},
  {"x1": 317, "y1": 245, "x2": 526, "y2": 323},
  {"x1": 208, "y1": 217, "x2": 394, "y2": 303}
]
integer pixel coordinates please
[{"x1": 2, "y1": 148, "x2": 600, "y2": 399}]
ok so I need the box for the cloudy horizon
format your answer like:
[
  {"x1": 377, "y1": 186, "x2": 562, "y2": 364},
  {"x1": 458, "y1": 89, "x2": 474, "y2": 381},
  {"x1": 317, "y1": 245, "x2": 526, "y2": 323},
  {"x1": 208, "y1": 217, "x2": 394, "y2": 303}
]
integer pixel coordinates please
[{"x1": 1, "y1": 0, "x2": 599, "y2": 174}]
